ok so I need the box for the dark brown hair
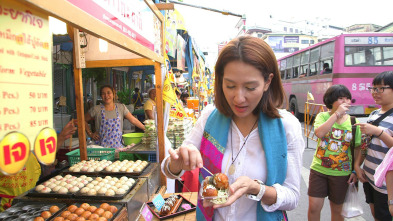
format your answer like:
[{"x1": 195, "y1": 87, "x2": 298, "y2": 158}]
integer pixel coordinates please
[
  {"x1": 100, "y1": 85, "x2": 116, "y2": 102},
  {"x1": 214, "y1": 36, "x2": 285, "y2": 118},
  {"x1": 323, "y1": 84, "x2": 352, "y2": 109},
  {"x1": 100, "y1": 85, "x2": 115, "y2": 95}
]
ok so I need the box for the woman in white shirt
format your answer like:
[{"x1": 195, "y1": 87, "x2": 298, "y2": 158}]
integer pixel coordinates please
[{"x1": 161, "y1": 36, "x2": 305, "y2": 221}]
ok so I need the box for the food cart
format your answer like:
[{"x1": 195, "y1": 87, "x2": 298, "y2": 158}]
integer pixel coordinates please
[{"x1": 0, "y1": 0, "x2": 173, "y2": 219}]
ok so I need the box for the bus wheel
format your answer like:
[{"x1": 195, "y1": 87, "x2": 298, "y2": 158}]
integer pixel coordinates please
[{"x1": 290, "y1": 98, "x2": 304, "y2": 122}]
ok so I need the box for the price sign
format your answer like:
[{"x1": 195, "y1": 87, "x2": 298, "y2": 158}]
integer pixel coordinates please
[
  {"x1": 0, "y1": 132, "x2": 30, "y2": 175},
  {"x1": 152, "y1": 194, "x2": 166, "y2": 211},
  {"x1": 34, "y1": 128, "x2": 57, "y2": 165},
  {"x1": 141, "y1": 204, "x2": 154, "y2": 221}
]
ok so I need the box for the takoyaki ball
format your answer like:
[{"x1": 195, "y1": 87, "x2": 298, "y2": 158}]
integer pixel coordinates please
[
  {"x1": 75, "y1": 217, "x2": 85, "y2": 221},
  {"x1": 160, "y1": 205, "x2": 171, "y2": 216},
  {"x1": 203, "y1": 176, "x2": 213, "y2": 189},
  {"x1": 41, "y1": 211, "x2": 52, "y2": 219},
  {"x1": 99, "y1": 203, "x2": 110, "y2": 211},
  {"x1": 87, "y1": 206, "x2": 97, "y2": 213},
  {"x1": 102, "y1": 211, "x2": 113, "y2": 219},
  {"x1": 89, "y1": 213, "x2": 99, "y2": 220},
  {"x1": 81, "y1": 211, "x2": 91, "y2": 219},
  {"x1": 97, "y1": 217, "x2": 107, "y2": 221},
  {"x1": 80, "y1": 203, "x2": 90, "y2": 210},
  {"x1": 74, "y1": 208, "x2": 85, "y2": 216},
  {"x1": 202, "y1": 184, "x2": 218, "y2": 197},
  {"x1": 108, "y1": 205, "x2": 118, "y2": 213},
  {"x1": 94, "y1": 208, "x2": 104, "y2": 216},
  {"x1": 80, "y1": 210, "x2": 91, "y2": 219},
  {"x1": 53, "y1": 217, "x2": 65, "y2": 221},
  {"x1": 50, "y1": 205, "x2": 60, "y2": 214},
  {"x1": 68, "y1": 205, "x2": 78, "y2": 213},
  {"x1": 67, "y1": 213, "x2": 78, "y2": 221},
  {"x1": 61, "y1": 211, "x2": 71, "y2": 218},
  {"x1": 34, "y1": 217, "x2": 44, "y2": 221},
  {"x1": 213, "y1": 173, "x2": 229, "y2": 189}
]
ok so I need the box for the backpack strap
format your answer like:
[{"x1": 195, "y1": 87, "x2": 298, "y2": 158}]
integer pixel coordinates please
[{"x1": 350, "y1": 116, "x2": 356, "y2": 170}]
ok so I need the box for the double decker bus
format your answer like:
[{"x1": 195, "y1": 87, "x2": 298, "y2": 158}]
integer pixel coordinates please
[{"x1": 278, "y1": 33, "x2": 393, "y2": 120}]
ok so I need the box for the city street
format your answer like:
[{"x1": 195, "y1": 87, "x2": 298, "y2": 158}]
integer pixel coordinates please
[{"x1": 287, "y1": 122, "x2": 373, "y2": 221}]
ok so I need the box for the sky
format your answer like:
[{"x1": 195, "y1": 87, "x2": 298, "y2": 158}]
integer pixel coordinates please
[{"x1": 174, "y1": 0, "x2": 393, "y2": 68}]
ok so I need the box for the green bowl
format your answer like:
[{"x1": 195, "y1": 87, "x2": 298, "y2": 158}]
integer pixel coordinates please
[{"x1": 122, "y1": 133, "x2": 144, "y2": 145}]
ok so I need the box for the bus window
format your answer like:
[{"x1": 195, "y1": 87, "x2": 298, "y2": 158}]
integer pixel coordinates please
[
  {"x1": 301, "y1": 51, "x2": 310, "y2": 64},
  {"x1": 280, "y1": 60, "x2": 286, "y2": 79},
  {"x1": 281, "y1": 70, "x2": 286, "y2": 79},
  {"x1": 286, "y1": 57, "x2": 293, "y2": 79},
  {"x1": 286, "y1": 68, "x2": 293, "y2": 79},
  {"x1": 300, "y1": 65, "x2": 309, "y2": 78},
  {"x1": 310, "y1": 63, "x2": 319, "y2": 76},
  {"x1": 321, "y1": 42, "x2": 335, "y2": 58},
  {"x1": 293, "y1": 54, "x2": 301, "y2": 78},
  {"x1": 300, "y1": 51, "x2": 310, "y2": 77},
  {"x1": 320, "y1": 59, "x2": 333, "y2": 74},
  {"x1": 309, "y1": 47, "x2": 320, "y2": 75},
  {"x1": 345, "y1": 46, "x2": 393, "y2": 66},
  {"x1": 383, "y1": 47, "x2": 393, "y2": 65}
]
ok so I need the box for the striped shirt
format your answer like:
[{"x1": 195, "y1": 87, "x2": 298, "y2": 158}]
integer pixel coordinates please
[{"x1": 363, "y1": 109, "x2": 393, "y2": 194}]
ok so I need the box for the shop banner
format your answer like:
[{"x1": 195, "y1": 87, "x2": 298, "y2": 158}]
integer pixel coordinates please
[
  {"x1": 173, "y1": 9, "x2": 186, "y2": 31},
  {"x1": 66, "y1": 0, "x2": 162, "y2": 55},
  {"x1": 165, "y1": 11, "x2": 177, "y2": 58},
  {"x1": 176, "y1": 34, "x2": 186, "y2": 71},
  {"x1": 162, "y1": 77, "x2": 177, "y2": 105},
  {"x1": 0, "y1": 1, "x2": 55, "y2": 174}
]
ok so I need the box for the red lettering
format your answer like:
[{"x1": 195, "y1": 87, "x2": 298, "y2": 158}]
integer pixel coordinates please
[
  {"x1": 4, "y1": 144, "x2": 11, "y2": 165},
  {"x1": 46, "y1": 136, "x2": 56, "y2": 154},
  {"x1": 12, "y1": 142, "x2": 26, "y2": 162},
  {"x1": 39, "y1": 138, "x2": 46, "y2": 156}
]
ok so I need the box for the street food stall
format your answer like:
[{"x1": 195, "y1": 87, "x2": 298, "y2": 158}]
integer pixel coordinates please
[{"x1": 0, "y1": 0, "x2": 172, "y2": 220}]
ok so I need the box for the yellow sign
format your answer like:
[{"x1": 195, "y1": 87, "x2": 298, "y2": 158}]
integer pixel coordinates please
[
  {"x1": 34, "y1": 128, "x2": 57, "y2": 165},
  {"x1": 0, "y1": 132, "x2": 30, "y2": 175},
  {"x1": 0, "y1": 1, "x2": 52, "y2": 152},
  {"x1": 162, "y1": 77, "x2": 177, "y2": 105},
  {"x1": 170, "y1": 100, "x2": 187, "y2": 120}
]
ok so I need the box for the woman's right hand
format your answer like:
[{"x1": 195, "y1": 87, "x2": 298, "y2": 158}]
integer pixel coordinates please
[
  {"x1": 167, "y1": 144, "x2": 203, "y2": 174},
  {"x1": 90, "y1": 132, "x2": 100, "y2": 141},
  {"x1": 336, "y1": 102, "x2": 350, "y2": 117}
]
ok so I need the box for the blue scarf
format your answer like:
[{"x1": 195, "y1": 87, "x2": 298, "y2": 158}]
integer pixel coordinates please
[{"x1": 197, "y1": 109, "x2": 288, "y2": 220}]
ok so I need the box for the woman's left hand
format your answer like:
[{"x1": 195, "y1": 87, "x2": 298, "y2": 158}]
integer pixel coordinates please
[
  {"x1": 210, "y1": 176, "x2": 259, "y2": 209},
  {"x1": 347, "y1": 173, "x2": 358, "y2": 184}
]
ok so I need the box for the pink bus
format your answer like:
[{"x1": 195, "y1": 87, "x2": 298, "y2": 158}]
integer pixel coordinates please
[{"x1": 278, "y1": 33, "x2": 393, "y2": 121}]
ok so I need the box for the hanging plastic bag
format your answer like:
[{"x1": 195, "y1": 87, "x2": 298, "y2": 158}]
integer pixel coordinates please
[{"x1": 341, "y1": 182, "x2": 364, "y2": 218}]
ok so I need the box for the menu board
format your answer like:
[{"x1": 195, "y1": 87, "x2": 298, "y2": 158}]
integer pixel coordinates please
[{"x1": 0, "y1": 0, "x2": 54, "y2": 174}]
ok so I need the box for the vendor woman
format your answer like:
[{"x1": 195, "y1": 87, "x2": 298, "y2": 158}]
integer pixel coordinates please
[{"x1": 85, "y1": 85, "x2": 145, "y2": 148}]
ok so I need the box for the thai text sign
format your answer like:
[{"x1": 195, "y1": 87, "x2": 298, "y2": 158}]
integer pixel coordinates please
[
  {"x1": 0, "y1": 0, "x2": 55, "y2": 174},
  {"x1": 67, "y1": 0, "x2": 162, "y2": 55}
]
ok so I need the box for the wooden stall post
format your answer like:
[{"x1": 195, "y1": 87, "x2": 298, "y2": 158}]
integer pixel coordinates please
[
  {"x1": 71, "y1": 27, "x2": 87, "y2": 160},
  {"x1": 154, "y1": 62, "x2": 166, "y2": 186}
]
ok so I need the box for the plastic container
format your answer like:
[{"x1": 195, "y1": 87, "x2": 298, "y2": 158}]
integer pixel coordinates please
[
  {"x1": 66, "y1": 148, "x2": 115, "y2": 166},
  {"x1": 186, "y1": 97, "x2": 199, "y2": 111},
  {"x1": 122, "y1": 133, "x2": 144, "y2": 145}
]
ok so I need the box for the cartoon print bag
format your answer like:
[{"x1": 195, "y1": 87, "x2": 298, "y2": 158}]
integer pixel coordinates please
[{"x1": 360, "y1": 134, "x2": 371, "y2": 156}]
